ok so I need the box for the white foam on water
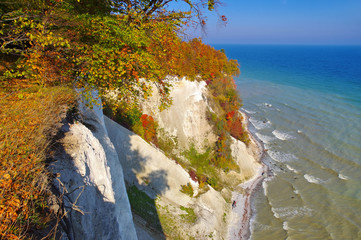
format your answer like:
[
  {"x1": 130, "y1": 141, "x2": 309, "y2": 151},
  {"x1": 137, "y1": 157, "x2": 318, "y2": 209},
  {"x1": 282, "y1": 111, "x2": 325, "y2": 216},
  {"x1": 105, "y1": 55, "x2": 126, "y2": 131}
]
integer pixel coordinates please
[
  {"x1": 271, "y1": 206, "x2": 313, "y2": 219},
  {"x1": 249, "y1": 220, "x2": 272, "y2": 240},
  {"x1": 286, "y1": 164, "x2": 299, "y2": 173},
  {"x1": 255, "y1": 133, "x2": 276, "y2": 144},
  {"x1": 256, "y1": 102, "x2": 272, "y2": 108},
  {"x1": 268, "y1": 151, "x2": 297, "y2": 163},
  {"x1": 265, "y1": 103, "x2": 272, "y2": 107},
  {"x1": 338, "y1": 173, "x2": 350, "y2": 180},
  {"x1": 262, "y1": 179, "x2": 270, "y2": 196},
  {"x1": 282, "y1": 221, "x2": 289, "y2": 231},
  {"x1": 249, "y1": 118, "x2": 272, "y2": 130},
  {"x1": 304, "y1": 174, "x2": 324, "y2": 184},
  {"x1": 241, "y1": 108, "x2": 256, "y2": 114},
  {"x1": 272, "y1": 130, "x2": 295, "y2": 140}
]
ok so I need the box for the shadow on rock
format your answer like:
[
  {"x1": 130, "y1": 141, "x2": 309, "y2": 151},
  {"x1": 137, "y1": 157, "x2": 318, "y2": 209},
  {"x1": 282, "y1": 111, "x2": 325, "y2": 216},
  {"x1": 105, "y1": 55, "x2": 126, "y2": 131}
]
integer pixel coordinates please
[{"x1": 104, "y1": 116, "x2": 173, "y2": 239}]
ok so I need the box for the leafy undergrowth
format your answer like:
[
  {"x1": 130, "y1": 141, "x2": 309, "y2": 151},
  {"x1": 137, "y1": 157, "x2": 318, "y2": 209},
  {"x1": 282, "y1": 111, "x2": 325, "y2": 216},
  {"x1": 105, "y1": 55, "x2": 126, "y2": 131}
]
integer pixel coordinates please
[
  {"x1": 0, "y1": 84, "x2": 76, "y2": 239},
  {"x1": 179, "y1": 206, "x2": 197, "y2": 224}
]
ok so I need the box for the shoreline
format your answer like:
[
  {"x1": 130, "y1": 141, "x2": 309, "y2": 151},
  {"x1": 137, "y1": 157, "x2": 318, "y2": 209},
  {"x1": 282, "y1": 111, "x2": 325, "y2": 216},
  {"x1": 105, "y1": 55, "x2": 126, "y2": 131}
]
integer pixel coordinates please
[{"x1": 227, "y1": 110, "x2": 268, "y2": 240}]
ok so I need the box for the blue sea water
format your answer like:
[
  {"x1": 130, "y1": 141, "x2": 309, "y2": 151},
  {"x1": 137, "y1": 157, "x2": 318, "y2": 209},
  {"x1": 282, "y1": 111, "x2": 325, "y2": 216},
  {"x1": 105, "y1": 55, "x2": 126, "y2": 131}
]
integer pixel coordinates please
[{"x1": 213, "y1": 45, "x2": 361, "y2": 239}]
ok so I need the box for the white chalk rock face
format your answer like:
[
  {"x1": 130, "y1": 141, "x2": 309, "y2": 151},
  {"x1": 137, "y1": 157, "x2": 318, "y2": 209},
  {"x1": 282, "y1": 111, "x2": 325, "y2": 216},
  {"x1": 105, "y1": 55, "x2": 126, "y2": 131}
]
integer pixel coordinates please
[
  {"x1": 52, "y1": 101, "x2": 137, "y2": 240},
  {"x1": 105, "y1": 115, "x2": 230, "y2": 239},
  {"x1": 104, "y1": 116, "x2": 192, "y2": 204},
  {"x1": 230, "y1": 137, "x2": 261, "y2": 181},
  {"x1": 142, "y1": 77, "x2": 217, "y2": 152}
]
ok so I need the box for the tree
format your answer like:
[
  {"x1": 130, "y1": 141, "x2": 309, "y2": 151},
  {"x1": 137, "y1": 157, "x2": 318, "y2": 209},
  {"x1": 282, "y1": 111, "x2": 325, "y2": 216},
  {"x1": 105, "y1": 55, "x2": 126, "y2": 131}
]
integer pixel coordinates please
[
  {"x1": 0, "y1": 0, "x2": 234, "y2": 112},
  {"x1": 108, "y1": 0, "x2": 222, "y2": 21}
]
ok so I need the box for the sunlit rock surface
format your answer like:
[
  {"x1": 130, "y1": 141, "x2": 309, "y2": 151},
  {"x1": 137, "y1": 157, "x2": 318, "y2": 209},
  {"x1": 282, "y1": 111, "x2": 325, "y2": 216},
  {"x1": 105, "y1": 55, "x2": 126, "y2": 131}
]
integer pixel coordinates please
[{"x1": 51, "y1": 99, "x2": 137, "y2": 240}]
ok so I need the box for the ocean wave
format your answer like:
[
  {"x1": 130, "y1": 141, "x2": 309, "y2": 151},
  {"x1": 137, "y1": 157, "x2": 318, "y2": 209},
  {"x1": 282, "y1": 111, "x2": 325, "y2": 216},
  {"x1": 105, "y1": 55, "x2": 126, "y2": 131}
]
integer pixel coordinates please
[
  {"x1": 282, "y1": 221, "x2": 289, "y2": 231},
  {"x1": 271, "y1": 206, "x2": 313, "y2": 219},
  {"x1": 241, "y1": 108, "x2": 256, "y2": 114},
  {"x1": 256, "y1": 102, "x2": 273, "y2": 108},
  {"x1": 338, "y1": 173, "x2": 350, "y2": 180},
  {"x1": 272, "y1": 130, "x2": 295, "y2": 140},
  {"x1": 265, "y1": 103, "x2": 272, "y2": 107},
  {"x1": 262, "y1": 180, "x2": 269, "y2": 196},
  {"x1": 255, "y1": 133, "x2": 276, "y2": 144},
  {"x1": 304, "y1": 174, "x2": 324, "y2": 184},
  {"x1": 268, "y1": 151, "x2": 297, "y2": 163},
  {"x1": 249, "y1": 118, "x2": 272, "y2": 130},
  {"x1": 249, "y1": 221, "x2": 272, "y2": 239},
  {"x1": 286, "y1": 164, "x2": 299, "y2": 173}
]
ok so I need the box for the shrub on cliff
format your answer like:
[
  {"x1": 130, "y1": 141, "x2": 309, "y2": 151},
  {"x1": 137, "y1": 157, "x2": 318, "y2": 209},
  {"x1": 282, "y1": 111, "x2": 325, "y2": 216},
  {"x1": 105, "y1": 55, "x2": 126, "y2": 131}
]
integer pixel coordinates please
[
  {"x1": 226, "y1": 110, "x2": 250, "y2": 145},
  {"x1": 140, "y1": 114, "x2": 158, "y2": 146}
]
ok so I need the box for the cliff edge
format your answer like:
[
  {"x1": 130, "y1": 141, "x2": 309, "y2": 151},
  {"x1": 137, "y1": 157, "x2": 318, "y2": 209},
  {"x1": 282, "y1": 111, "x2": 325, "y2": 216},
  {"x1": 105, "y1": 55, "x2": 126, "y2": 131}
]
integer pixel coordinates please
[{"x1": 51, "y1": 98, "x2": 137, "y2": 239}]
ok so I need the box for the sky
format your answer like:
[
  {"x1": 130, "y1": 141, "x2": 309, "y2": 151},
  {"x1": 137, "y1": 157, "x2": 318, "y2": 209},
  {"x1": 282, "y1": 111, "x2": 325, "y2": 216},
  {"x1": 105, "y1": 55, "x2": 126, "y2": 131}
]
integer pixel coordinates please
[{"x1": 184, "y1": 0, "x2": 361, "y2": 45}]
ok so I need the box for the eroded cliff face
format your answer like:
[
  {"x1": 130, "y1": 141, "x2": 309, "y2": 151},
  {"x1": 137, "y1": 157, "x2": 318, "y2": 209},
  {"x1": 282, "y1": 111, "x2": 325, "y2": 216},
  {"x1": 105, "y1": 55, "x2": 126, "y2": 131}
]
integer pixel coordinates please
[
  {"x1": 142, "y1": 77, "x2": 217, "y2": 153},
  {"x1": 51, "y1": 100, "x2": 137, "y2": 240},
  {"x1": 104, "y1": 116, "x2": 229, "y2": 239},
  {"x1": 142, "y1": 77, "x2": 261, "y2": 181}
]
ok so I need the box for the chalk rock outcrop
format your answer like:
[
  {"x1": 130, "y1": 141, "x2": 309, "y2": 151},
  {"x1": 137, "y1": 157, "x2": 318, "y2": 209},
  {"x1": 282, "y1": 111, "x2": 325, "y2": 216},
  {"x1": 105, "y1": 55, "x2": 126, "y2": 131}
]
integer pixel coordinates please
[
  {"x1": 51, "y1": 100, "x2": 137, "y2": 240},
  {"x1": 142, "y1": 77, "x2": 217, "y2": 152}
]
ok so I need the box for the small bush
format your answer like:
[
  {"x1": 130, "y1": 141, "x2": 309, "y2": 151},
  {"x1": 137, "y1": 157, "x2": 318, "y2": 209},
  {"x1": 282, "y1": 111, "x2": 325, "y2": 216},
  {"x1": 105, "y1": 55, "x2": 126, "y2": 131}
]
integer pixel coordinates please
[
  {"x1": 180, "y1": 206, "x2": 197, "y2": 224},
  {"x1": 180, "y1": 183, "x2": 194, "y2": 197},
  {"x1": 103, "y1": 102, "x2": 159, "y2": 146},
  {"x1": 140, "y1": 114, "x2": 158, "y2": 146},
  {"x1": 103, "y1": 102, "x2": 142, "y2": 131},
  {"x1": 183, "y1": 145, "x2": 212, "y2": 176},
  {"x1": 212, "y1": 133, "x2": 239, "y2": 172},
  {"x1": 207, "y1": 177, "x2": 220, "y2": 191},
  {"x1": 227, "y1": 111, "x2": 250, "y2": 146},
  {"x1": 157, "y1": 128, "x2": 178, "y2": 159}
]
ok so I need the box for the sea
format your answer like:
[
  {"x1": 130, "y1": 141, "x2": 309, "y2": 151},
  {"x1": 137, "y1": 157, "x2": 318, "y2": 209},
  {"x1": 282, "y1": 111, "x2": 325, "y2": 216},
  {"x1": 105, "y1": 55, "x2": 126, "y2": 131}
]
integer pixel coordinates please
[{"x1": 213, "y1": 44, "x2": 361, "y2": 239}]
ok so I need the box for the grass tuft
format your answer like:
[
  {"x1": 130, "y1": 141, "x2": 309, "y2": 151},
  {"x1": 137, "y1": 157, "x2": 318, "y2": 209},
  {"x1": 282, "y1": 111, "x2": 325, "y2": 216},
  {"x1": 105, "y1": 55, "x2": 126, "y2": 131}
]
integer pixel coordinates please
[{"x1": 179, "y1": 206, "x2": 197, "y2": 224}]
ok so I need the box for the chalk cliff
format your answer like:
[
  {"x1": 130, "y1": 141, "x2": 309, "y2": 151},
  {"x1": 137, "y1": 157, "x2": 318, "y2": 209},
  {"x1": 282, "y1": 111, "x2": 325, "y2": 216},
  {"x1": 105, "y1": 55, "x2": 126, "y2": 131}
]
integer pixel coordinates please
[
  {"x1": 51, "y1": 78, "x2": 262, "y2": 239},
  {"x1": 51, "y1": 99, "x2": 137, "y2": 240},
  {"x1": 142, "y1": 77, "x2": 217, "y2": 153}
]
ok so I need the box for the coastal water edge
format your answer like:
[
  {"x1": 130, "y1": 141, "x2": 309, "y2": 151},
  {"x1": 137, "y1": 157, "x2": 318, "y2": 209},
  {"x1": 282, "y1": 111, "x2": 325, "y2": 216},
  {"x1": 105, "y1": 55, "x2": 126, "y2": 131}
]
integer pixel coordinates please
[{"x1": 216, "y1": 45, "x2": 361, "y2": 240}]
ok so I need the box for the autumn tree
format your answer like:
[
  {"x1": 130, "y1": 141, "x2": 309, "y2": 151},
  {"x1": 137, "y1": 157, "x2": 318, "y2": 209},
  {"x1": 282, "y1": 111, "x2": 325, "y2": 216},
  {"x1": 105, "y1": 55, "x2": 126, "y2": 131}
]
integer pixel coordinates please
[{"x1": 106, "y1": 0, "x2": 223, "y2": 22}]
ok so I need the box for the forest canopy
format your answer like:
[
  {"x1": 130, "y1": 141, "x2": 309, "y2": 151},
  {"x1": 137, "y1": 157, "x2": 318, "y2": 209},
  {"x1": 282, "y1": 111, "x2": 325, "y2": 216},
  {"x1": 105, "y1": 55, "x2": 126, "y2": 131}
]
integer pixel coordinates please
[{"x1": 1, "y1": 0, "x2": 237, "y2": 108}]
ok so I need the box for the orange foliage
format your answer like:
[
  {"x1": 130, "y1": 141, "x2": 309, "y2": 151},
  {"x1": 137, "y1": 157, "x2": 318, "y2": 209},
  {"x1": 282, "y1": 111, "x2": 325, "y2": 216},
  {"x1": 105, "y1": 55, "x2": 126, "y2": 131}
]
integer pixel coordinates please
[
  {"x1": 226, "y1": 111, "x2": 250, "y2": 146},
  {"x1": 148, "y1": 34, "x2": 240, "y2": 82},
  {"x1": 140, "y1": 114, "x2": 158, "y2": 146},
  {"x1": 0, "y1": 85, "x2": 76, "y2": 239},
  {"x1": 211, "y1": 132, "x2": 238, "y2": 172}
]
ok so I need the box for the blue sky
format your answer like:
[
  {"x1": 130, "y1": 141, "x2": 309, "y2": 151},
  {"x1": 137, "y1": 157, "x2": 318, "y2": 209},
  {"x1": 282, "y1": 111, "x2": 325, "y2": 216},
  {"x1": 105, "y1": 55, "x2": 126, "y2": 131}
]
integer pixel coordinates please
[{"x1": 185, "y1": 0, "x2": 361, "y2": 45}]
